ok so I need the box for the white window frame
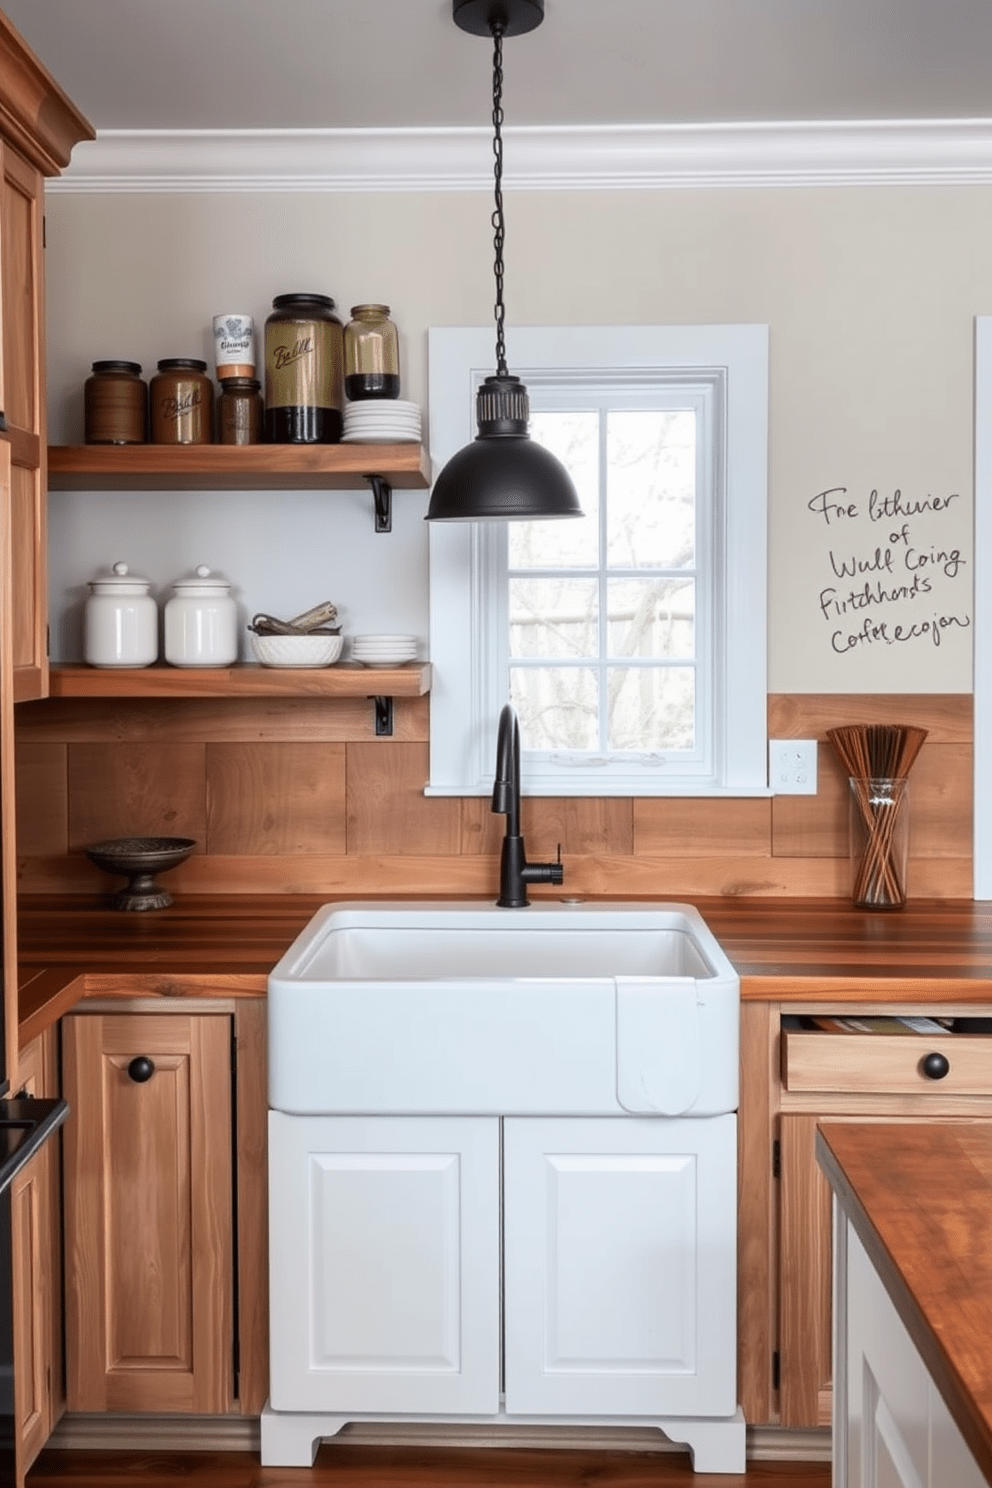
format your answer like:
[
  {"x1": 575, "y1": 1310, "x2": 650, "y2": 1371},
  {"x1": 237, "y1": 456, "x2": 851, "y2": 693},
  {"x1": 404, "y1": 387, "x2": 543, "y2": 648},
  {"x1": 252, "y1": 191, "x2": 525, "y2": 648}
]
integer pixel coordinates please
[{"x1": 427, "y1": 324, "x2": 769, "y2": 797}]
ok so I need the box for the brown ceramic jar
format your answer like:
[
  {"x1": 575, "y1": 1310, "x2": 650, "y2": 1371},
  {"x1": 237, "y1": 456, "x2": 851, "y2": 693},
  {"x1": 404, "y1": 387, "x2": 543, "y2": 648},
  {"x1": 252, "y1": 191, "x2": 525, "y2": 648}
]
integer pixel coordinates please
[{"x1": 150, "y1": 358, "x2": 213, "y2": 444}]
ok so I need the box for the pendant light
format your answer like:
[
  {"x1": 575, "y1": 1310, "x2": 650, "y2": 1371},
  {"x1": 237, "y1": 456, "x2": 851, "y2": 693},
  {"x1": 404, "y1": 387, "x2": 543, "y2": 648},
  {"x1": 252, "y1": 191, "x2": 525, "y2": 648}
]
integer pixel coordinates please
[{"x1": 426, "y1": 0, "x2": 583, "y2": 522}]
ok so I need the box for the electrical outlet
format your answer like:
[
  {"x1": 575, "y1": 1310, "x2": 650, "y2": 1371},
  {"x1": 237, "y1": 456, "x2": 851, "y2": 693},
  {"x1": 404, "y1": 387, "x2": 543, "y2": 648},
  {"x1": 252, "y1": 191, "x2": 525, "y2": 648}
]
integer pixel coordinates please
[{"x1": 769, "y1": 739, "x2": 818, "y2": 794}]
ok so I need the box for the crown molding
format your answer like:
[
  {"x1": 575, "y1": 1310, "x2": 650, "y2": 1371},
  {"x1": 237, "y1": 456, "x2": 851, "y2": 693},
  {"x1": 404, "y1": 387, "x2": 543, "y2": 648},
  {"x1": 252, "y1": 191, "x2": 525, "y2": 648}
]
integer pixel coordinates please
[{"x1": 48, "y1": 119, "x2": 992, "y2": 194}]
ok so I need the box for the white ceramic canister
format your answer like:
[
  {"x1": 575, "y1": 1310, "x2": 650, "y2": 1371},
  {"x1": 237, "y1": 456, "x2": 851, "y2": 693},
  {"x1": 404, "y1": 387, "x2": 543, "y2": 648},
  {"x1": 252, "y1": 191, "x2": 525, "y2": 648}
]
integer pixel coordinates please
[
  {"x1": 84, "y1": 561, "x2": 158, "y2": 667},
  {"x1": 164, "y1": 565, "x2": 238, "y2": 667}
]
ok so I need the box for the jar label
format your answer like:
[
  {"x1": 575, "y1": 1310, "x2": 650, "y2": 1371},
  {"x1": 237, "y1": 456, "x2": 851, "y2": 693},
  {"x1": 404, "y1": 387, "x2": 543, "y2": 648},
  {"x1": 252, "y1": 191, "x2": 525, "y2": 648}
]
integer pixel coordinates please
[
  {"x1": 265, "y1": 321, "x2": 340, "y2": 410},
  {"x1": 159, "y1": 385, "x2": 202, "y2": 424},
  {"x1": 151, "y1": 374, "x2": 211, "y2": 443},
  {"x1": 214, "y1": 314, "x2": 255, "y2": 373}
]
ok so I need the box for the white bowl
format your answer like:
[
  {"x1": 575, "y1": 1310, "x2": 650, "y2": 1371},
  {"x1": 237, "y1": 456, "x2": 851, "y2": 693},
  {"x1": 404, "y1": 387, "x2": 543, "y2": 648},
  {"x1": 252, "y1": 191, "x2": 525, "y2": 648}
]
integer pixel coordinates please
[{"x1": 250, "y1": 633, "x2": 344, "y2": 668}]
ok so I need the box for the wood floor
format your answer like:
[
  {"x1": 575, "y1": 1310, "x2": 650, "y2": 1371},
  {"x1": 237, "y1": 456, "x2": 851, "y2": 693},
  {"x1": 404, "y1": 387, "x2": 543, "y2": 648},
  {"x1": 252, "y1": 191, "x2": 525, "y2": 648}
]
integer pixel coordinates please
[{"x1": 27, "y1": 1445, "x2": 831, "y2": 1487}]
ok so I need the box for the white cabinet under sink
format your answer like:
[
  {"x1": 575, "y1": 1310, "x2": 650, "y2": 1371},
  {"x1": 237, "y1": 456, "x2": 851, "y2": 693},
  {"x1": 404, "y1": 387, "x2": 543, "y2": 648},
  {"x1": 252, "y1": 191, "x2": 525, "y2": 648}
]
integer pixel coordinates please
[
  {"x1": 265, "y1": 1109, "x2": 740, "y2": 1469},
  {"x1": 263, "y1": 901, "x2": 744, "y2": 1474},
  {"x1": 268, "y1": 1114, "x2": 500, "y2": 1416}
]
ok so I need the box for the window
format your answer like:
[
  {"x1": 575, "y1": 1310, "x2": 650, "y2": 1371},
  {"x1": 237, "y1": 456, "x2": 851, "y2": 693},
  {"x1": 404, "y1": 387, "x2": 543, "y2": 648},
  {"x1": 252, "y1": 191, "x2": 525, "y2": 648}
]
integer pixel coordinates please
[{"x1": 427, "y1": 325, "x2": 768, "y2": 797}]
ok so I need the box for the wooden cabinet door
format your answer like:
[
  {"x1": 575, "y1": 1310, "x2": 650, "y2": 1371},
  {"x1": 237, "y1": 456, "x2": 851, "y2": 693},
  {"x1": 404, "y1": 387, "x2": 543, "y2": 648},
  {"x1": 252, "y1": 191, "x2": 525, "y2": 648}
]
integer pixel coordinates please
[
  {"x1": 0, "y1": 139, "x2": 47, "y2": 701},
  {"x1": 62, "y1": 1012, "x2": 235, "y2": 1413},
  {"x1": 10, "y1": 1027, "x2": 62, "y2": 1481},
  {"x1": 267, "y1": 1112, "x2": 500, "y2": 1417},
  {"x1": 778, "y1": 1113, "x2": 834, "y2": 1429}
]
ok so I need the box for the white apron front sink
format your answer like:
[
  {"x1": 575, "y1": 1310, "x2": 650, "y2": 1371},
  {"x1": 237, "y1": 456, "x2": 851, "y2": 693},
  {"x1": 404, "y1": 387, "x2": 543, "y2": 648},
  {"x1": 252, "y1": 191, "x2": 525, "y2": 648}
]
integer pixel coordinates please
[{"x1": 267, "y1": 900, "x2": 739, "y2": 1117}]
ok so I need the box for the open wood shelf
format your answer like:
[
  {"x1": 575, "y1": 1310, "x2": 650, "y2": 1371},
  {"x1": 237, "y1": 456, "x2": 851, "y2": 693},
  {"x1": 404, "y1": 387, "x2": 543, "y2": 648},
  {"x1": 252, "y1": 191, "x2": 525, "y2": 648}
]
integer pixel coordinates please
[
  {"x1": 48, "y1": 662, "x2": 431, "y2": 700},
  {"x1": 47, "y1": 442, "x2": 432, "y2": 491}
]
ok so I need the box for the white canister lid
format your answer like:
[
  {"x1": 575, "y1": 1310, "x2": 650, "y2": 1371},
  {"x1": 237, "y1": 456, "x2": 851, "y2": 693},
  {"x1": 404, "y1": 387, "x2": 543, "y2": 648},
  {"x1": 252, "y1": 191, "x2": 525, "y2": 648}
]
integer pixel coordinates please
[
  {"x1": 169, "y1": 564, "x2": 233, "y2": 594},
  {"x1": 87, "y1": 560, "x2": 152, "y2": 594}
]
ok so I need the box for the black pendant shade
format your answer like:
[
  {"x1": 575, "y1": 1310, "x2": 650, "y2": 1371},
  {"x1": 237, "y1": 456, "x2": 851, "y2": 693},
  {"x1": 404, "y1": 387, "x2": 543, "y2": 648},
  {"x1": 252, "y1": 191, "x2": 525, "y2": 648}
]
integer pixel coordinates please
[
  {"x1": 426, "y1": 1, "x2": 583, "y2": 523},
  {"x1": 428, "y1": 374, "x2": 582, "y2": 521}
]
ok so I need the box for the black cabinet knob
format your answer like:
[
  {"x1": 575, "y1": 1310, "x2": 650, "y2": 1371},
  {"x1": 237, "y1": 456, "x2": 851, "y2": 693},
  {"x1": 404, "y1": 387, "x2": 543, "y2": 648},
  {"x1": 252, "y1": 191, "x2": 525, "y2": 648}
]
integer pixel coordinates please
[
  {"x1": 127, "y1": 1056, "x2": 155, "y2": 1083},
  {"x1": 920, "y1": 1050, "x2": 950, "y2": 1081}
]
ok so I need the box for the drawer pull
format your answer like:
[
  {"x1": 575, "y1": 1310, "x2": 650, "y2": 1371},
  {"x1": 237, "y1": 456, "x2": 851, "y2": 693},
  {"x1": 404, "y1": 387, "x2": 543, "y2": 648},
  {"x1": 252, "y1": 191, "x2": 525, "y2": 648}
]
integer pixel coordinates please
[
  {"x1": 920, "y1": 1051, "x2": 950, "y2": 1081},
  {"x1": 127, "y1": 1056, "x2": 155, "y2": 1083}
]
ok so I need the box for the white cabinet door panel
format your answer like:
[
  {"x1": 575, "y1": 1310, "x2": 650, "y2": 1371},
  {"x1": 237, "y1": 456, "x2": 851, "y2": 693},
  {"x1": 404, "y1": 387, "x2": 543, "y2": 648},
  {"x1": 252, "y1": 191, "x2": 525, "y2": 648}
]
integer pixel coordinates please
[
  {"x1": 268, "y1": 1113, "x2": 500, "y2": 1415},
  {"x1": 502, "y1": 1114, "x2": 737, "y2": 1418},
  {"x1": 844, "y1": 1222, "x2": 986, "y2": 1488}
]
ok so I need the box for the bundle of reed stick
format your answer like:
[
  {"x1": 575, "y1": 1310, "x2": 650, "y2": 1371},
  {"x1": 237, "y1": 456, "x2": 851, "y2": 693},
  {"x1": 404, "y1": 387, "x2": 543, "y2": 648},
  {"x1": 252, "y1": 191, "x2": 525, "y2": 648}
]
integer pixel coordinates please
[{"x1": 826, "y1": 724, "x2": 928, "y2": 908}]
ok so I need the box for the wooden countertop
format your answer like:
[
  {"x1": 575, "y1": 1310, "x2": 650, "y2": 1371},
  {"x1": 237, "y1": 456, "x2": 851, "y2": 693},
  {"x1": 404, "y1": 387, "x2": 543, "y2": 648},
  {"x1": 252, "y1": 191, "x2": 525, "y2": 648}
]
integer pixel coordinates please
[
  {"x1": 17, "y1": 893, "x2": 992, "y2": 1045},
  {"x1": 816, "y1": 1121, "x2": 992, "y2": 1482}
]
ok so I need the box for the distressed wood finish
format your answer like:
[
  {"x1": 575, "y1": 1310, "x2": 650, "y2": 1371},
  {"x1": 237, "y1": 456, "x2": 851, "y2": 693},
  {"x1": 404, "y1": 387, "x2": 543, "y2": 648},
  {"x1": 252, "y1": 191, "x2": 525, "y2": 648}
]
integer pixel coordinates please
[
  {"x1": 778, "y1": 1115, "x2": 833, "y2": 1428},
  {"x1": 232, "y1": 998, "x2": 269, "y2": 1415},
  {"x1": 26, "y1": 1443, "x2": 832, "y2": 1487},
  {"x1": 14, "y1": 693, "x2": 973, "y2": 899},
  {"x1": 3, "y1": 140, "x2": 47, "y2": 701},
  {"x1": 47, "y1": 662, "x2": 431, "y2": 700},
  {"x1": 782, "y1": 1028, "x2": 992, "y2": 1095},
  {"x1": 817, "y1": 1121, "x2": 992, "y2": 1483},
  {"x1": 62, "y1": 1011, "x2": 234, "y2": 1414},
  {"x1": 0, "y1": 15, "x2": 93, "y2": 174},
  {"x1": 737, "y1": 1001, "x2": 777, "y2": 1426},
  {"x1": 16, "y1": 895, "x2": 992, "y2": 1005},
  {"x1": 205, "y1": 740, "x2": 347, "y2": 856},
  {"x1": 47, "y1": 441, "x2": 431, "y2": 490}
]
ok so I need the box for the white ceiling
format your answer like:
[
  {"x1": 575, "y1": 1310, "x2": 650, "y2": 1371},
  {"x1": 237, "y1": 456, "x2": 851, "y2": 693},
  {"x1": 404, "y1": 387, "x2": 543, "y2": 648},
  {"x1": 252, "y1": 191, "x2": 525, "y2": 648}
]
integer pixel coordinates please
[{"x1": 8, "y1": 0, "x2": 992, "y2": 135}]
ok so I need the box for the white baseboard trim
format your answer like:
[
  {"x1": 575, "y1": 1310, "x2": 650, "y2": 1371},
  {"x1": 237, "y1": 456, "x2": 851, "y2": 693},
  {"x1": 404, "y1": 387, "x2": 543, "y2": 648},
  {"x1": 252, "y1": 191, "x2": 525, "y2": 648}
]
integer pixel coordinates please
[{"x1": 49, "y1": 1413, "x2": 831, "y2": 1463}]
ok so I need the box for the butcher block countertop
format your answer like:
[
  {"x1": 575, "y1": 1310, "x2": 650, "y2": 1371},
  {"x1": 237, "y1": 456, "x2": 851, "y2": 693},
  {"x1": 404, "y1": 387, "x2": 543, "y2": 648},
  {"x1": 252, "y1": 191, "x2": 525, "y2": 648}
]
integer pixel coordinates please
[
  {"x1": 16, "y1": 893, "x2": 992, "y2": 1045},
  {"x1": 817, "y1": 1121, "x2": 992, "y2": 1482}
]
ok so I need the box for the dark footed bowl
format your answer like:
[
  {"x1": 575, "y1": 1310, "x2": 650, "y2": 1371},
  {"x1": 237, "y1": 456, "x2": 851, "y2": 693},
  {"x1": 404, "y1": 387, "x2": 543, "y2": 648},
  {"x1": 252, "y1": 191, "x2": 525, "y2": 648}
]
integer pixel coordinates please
[{"x1": 85, "y1": 836, "x2": 197, "y2": 911}]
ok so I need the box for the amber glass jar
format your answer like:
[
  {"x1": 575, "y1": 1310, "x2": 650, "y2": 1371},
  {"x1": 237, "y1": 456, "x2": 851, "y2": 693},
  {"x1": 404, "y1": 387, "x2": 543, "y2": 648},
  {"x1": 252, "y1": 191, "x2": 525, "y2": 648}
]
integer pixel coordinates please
[
  {"x1": 217, "y1": 376, "x2": 262, "y2": 444},
  {"x1": 84, "y1": 360, "x2": 147, "y2": 443},
  {"x1": 264, "y1": 293, "x2": 343, "y2": 443},
  {"x1": 150, "y1": 359, "x2": 213, "y2": 444},
  {"x1": 344, "y1": 304, "x2": 400, "y2": 400}
]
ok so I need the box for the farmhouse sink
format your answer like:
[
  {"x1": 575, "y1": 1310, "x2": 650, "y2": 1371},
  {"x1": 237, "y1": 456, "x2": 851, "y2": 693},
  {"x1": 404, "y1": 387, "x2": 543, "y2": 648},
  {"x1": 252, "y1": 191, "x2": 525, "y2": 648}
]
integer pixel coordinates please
[{"x1": 267, "y1": 900, "x2": 740, "y2": 1118}]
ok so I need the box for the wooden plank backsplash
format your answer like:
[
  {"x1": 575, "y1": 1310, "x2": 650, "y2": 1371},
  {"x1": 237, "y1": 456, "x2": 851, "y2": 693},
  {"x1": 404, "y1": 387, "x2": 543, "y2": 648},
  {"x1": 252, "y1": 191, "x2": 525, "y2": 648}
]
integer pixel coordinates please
[{"x1": 14, "y1": 693, "x2": 973, "y2": 899}]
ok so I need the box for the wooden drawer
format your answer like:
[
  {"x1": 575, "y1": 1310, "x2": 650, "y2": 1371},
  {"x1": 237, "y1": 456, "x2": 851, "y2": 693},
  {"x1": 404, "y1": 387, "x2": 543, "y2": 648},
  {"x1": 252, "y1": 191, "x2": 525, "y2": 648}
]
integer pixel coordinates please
[{"x1": 781, "y1": 1030, "x2": 992, "y2": 1096}]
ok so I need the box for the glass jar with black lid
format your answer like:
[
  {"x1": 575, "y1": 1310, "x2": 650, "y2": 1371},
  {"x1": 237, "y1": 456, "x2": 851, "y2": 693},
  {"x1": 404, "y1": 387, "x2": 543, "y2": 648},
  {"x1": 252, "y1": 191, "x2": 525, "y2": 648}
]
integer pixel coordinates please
[
  {"x1": 217, "y1": 376, "x2": 263, "y2": 444},
  {"x1": 264, "y1": 293, "x2": 343, "y2": 443},
  {"x1": 344, "y1": 304, "x2": 400, "y2": 400}
]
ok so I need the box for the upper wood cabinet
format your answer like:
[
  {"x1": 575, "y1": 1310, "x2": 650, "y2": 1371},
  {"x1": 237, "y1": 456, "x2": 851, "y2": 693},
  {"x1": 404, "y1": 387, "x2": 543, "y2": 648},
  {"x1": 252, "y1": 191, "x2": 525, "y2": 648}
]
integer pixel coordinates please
[
  {"x1": 0, "y1": 10, "x2": 91, "y2": 1097},
  {"x1": 0, "y1": 14, "x2": 91, "y2": 703},
  {"x1": 1, "y1": 138, "x2": 47, "y2": 702}
]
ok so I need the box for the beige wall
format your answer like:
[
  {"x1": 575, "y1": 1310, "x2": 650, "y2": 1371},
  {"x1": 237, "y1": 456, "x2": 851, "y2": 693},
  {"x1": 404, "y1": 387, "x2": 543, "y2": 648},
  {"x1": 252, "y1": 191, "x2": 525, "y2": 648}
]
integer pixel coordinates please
[{"x1": 43, "y1": 183, "x2": 983, "y2": 692}]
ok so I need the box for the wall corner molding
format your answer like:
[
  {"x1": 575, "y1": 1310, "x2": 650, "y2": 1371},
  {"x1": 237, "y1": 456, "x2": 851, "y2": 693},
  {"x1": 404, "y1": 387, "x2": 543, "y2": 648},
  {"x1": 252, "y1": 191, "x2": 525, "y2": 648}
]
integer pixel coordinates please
[{"x1": 49, "y1": 118, "x2": 992, "y2": 194}]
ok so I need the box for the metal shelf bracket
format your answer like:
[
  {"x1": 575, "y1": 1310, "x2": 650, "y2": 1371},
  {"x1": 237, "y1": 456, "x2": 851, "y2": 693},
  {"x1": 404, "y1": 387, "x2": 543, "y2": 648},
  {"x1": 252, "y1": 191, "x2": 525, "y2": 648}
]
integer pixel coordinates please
[
  {"x1": 372, "y1": 695, "x2": 394, "y2": 736},
  {"x1": 364, "y1": 474, "x2": 392, "y2": 533}
]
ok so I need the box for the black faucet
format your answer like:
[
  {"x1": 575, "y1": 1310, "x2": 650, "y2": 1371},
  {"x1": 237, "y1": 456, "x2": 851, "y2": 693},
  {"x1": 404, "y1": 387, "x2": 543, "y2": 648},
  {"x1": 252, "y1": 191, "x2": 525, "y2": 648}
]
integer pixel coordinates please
[{"x1": 491, "y1": 703, "x2": 564, "y2": 908}]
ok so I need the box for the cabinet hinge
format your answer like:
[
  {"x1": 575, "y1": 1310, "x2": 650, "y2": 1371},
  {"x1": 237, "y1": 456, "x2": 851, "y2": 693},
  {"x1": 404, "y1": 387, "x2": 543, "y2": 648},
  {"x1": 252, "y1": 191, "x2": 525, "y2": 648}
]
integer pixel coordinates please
[
  {"x1": 772, "y1": 1349, "x2": 780, "y2": 1390},
  {"x1": 772, "y1": 1138, "x2": 781, "y2": 1178}
]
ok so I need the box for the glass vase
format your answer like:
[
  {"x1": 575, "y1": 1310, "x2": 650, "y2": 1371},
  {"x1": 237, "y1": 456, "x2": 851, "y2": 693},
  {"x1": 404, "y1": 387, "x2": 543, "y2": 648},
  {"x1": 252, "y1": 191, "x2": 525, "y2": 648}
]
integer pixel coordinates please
[{"x1": 849, "y1": 777, "x2": 910, "y2": 909}]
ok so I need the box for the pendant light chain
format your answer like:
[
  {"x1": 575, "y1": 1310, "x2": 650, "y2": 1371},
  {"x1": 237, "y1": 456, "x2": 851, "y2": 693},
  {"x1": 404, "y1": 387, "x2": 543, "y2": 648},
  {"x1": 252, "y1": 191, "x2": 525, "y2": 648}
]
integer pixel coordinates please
[{"x1": 490, "y1": 22, "x2": 508, "y2": 378}]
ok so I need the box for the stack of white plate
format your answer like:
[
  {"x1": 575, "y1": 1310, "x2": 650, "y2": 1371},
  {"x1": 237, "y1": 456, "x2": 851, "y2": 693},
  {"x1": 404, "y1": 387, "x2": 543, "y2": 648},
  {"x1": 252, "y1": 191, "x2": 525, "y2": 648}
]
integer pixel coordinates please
[
  {"x1": 351, "y1": 633, "x2": 419, "y2": 667},
  {"x1": 342, "y1": 400, "x2": 422, "y2": 444}
]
